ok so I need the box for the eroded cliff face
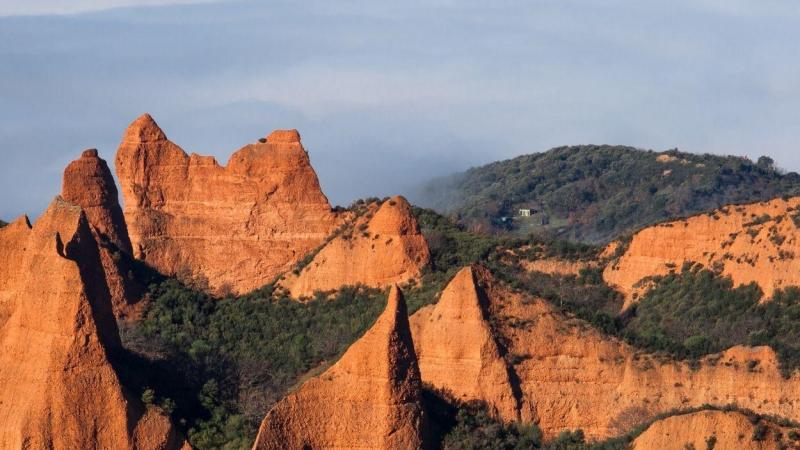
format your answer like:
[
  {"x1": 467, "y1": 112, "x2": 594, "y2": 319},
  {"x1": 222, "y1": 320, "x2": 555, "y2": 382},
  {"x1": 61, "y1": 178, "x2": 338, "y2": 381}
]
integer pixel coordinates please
[
  {"x1": 633, "y1": 410, "x2": 795, "y2": 450},
  {"x1": 413, "y1": 265, "x2": 800, "y2": 440},
  {"x1": 115, "y1": 114, "x2": 342, "y2": 295},
  {"x1": 252, "y1": 286, "x2": 430, "y2": 450},
  {"x1": 604, "y1": 196, "x2": 800, "y2": 309},
  {"x1": 0, "y1": 198, "x2": 186, "y2": 449},
  {"x1": 410, "y1": 265, "x2": 528, "y2": 423},
  {"x1": 62, "y1": 149, "x2": 144, "y2": 319},
  {"x1": 280, "y1": 196, "x2": 430, "y2": 298}
]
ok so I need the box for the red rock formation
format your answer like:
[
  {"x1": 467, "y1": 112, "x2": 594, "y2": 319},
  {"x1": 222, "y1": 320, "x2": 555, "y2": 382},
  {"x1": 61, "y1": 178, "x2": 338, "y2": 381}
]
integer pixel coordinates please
[
  {"x1": 0, "y1": 198, "x2": 186, "y2": 449},
  {"x1": 633, "y1": 410, "x2": 796, "y2": 450},
  {"x1": 115, "y1": 114, "x2": 344, "y2": 295},
  {"x1": 411, "y1": 265, "x2": 800, "y2": 440},
  {"x1": 252, "y1": 286, "x2": 430, "y2": 449},
  {"x1": 62, "y1": 149, "x2": 143, "y2": 318},
  {"x1": 62, "y1": 148, "x2": 132, "y2": 254},
  {"x1": 604, "y1": 197, "x2": 800, "y2": 309},
  {"x1": 410, "y1": 265, "x2": 528, "y2": 423},
  {"x1": 281, "y1": 196, "x2": 430, "y2": 298}
]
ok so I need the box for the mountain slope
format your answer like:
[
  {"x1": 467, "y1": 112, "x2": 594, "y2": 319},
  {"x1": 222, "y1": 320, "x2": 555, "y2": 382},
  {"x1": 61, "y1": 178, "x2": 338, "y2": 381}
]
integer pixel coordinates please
[{"x1": 416, "y1": 146, "x2": 800, "y2": 242}]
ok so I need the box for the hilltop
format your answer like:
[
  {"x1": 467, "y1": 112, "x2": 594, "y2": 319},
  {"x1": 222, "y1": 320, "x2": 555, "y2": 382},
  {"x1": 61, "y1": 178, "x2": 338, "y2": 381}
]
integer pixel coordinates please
[{"x1": 415, "y1": 145, "x2": 800, "y2": 243}]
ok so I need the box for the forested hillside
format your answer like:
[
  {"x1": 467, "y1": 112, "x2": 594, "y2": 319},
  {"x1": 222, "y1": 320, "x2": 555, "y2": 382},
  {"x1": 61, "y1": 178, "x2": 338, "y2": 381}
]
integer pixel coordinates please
[{"x1": 416, "y1": 146, "x2": 800, "y2": 242}]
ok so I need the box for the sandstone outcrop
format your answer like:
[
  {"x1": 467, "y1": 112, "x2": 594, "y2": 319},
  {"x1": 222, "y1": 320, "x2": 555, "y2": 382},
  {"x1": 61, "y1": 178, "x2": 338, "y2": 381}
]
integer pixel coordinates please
[
  {"x1": 115, "y1": 114, "x2": 343, "y2": 295},
  {"x1": 505, "y1": 296, "x2": 800, "y2": 439},
  {"x1": 604, "y1": 197, "x2": 800, "y2": 309},
  {"x1": 252, "y1": 285, "x2": 429, "y2": 450},
  {"x1": 410, "y1": 265, "x2": 528, "y2": 422},
  {"x1": 280, "y1": 196, "x2": 430, "y2": 298},
  {"x1": 63, "y1": 149, "x2": 143, "y2": 318},
  {"x1": 632, "y1": 410, "x2": 797, "y2": 450},
  {"x1": 412, "y1": 265, "x2": 800, "y2": 440},
  {"x1": 0, "y1": 198, "x2": 186, "y2": 449}
]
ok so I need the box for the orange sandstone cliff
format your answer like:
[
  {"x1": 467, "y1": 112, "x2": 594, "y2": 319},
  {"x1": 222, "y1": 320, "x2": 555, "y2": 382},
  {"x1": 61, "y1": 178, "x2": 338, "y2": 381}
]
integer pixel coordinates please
[
  {"x1": 632, "y1": 410, "x2": 797, "y2": 450},
  {"x1": 115, "y1": 114, "x2": 342, "y2": 295},
  {"x1": 604, "y1": 196, "x2": 800, "y2": 308},
  {"x1": 0, "y1": 198, "x2": 187, "y2": 449},
  {"x1": 251, "y1": 286, "x2": 430, "y2": 450},
  {"x1": 413, "y1": 265, "x2": 800, "y2": 440},
  {"x1": 410, "y1": 265, "x2": 529, "y2": 423},
  {"x1": 280, "y1": 196, "x2": 430, "y2": 298},
  {"x1": 62, "y1": 148, "x2": 144, "y2": 318}
]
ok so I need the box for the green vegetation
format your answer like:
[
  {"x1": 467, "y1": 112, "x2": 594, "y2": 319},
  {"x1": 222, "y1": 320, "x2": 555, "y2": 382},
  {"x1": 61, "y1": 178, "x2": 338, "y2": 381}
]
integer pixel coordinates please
[
  {"x1": 622, "y1": 265, "x2": 800, "y2": 376},
  {"x1": 0, "y1": 219, "x2": 6, "y2": 228},
  {"x1": 416, "y1": 146, "x2": 800, "y2": 242},
  {"x1": 120, "y1": 282, "x2": 387, "y2": 449}
]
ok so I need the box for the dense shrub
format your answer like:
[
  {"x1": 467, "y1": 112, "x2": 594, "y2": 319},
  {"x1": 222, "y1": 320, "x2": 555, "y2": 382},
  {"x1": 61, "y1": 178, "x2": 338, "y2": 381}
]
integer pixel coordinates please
[
  {"x1": 417, "y1": 146, "x2": 800, "y2": 242},
  {"x1": 622, "y1": 266, "x2": 800, "y2": 375},
  {"x1": 121, "y1": 281, "x2": 387, "y2": 449}
]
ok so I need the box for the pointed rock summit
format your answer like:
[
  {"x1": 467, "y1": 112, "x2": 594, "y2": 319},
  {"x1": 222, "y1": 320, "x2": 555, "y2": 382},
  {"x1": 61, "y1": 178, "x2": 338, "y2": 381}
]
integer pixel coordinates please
[
  {"x1": 124, "y1": 113, "x2": 168, "y2": 143},
  {"x1": 281, "y1": 196, "x2": 430, "y2": 298},
  {"x1": 0, "y1": 198, "x2": 186, "y2": 449},
  {"x1": 252, "y1": 285, "x2": 430, "y2": 449},
  {"x1": 410, "y1": 265, "x2": 525, "y2": 422},
  {"x1": 63, "y1": 149, "x2": 143, "y2": 318},
  {"x1": 115, "y1": 114, "x2": 341, "y2": 294},
  {"x1": 62, "y1": 148, "x2": 132, "y2": 254}
]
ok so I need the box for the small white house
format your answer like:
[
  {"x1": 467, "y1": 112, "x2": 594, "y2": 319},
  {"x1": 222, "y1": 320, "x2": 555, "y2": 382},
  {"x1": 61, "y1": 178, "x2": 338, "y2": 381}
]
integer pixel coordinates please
[{"x1": 518, "y1": 208, "x2": 537, "y2": 217}]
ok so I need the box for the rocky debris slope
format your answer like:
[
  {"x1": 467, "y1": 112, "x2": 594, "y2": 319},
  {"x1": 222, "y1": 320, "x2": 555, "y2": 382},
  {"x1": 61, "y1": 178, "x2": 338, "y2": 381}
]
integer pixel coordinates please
[
  {"x1": 604, "y1": 196, "x2": 800, "y2": 309},
  {"x1": 632, "y1": 410, "x2": 797, "y2": 450},
  {"x1": 62, "y1": 149, "x2": 144, "y2": 318},
  {"x1": 252, "y1": 286, "x2": 430, "y2": 450},
  {"x1": 410, "y1": 265, "x2": 528, "y2": 422},
  {"x1": 0, "y1": 198, "x2": 187, "y2": 449},
  {"x1": 115, "y1": 114, "x2": 342, "y2": 295},
  {"x1": 280, "y1": 196, "x2": 430, "y2": 298}
]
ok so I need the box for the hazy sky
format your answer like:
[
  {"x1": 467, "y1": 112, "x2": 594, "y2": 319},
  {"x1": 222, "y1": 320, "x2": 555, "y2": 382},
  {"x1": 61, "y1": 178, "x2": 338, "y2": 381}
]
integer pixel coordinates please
[{"x1": 2, "y1": 0, "x2": 800, "y2": 220}]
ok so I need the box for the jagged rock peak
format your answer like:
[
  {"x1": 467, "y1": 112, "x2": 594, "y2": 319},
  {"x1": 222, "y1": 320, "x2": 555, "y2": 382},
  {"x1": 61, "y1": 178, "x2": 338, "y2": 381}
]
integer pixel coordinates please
[
  {"x1": 63, "y1": 149, "x2": 143, "y2": 318},
  {"x1": 124, "y1": 113, "x2": 167, "y2": 143},
  {"x1": 410, "y1": 264, "x2": 524, "y2": 422},
  {"x1": 0, "y1": 198, "x2": 186, "y2": 448},
  {"x1": 252, "y1": 284, "x2": 429, "y2": 449},
  {"x1": 62, "y1": 149, "x2": 133, "y2": 254},
  {"x1": 266, "y1": 129, "x2": 301, "y2": 144}
]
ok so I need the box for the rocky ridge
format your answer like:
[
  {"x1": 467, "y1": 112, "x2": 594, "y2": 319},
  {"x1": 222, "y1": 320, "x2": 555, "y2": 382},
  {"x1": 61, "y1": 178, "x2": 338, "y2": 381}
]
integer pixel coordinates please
[
  {"x1": 115, "y1": 114, "x2": 343, "y2": 295},
  {"x1": 280, "y1": 196, "x2": 429, "y2": 298},
  {"x1": 410, "y1": 264, "x2": 800, "y2": 441},
  {"x1": 632, "y1": 410, "x2": 797, "y2": 450},
  {"x1": 604, "y1": 196, "x2": 800, "y2": 309}
]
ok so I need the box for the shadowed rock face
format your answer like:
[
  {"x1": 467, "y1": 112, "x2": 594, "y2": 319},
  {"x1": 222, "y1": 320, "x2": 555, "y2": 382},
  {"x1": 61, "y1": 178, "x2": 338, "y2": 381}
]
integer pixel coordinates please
[
  {"x1": 252, "y1": 286, "x2": 430, "y2": 450},
  {"x1": 604, "y1": 196, "x2": 800, "y2": 309},
  {"x1": 410, "y1": 265, "x2": 528, "y2": 423},
  {"x1": 62, "y1": 149, "x2": 144, "y2": 319},
  {"x1": 281, "y1": 196, "x2": 430, "y2": 298},
  {"x1": 115, "y1": 114, "x2": 343, "y2": 295},
  {"x1": 0, "y1": 198, "x2": 187, "y2": 449},
  {"x1": 633, "y1": 410, "x2": 793, "y2": 450}
]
